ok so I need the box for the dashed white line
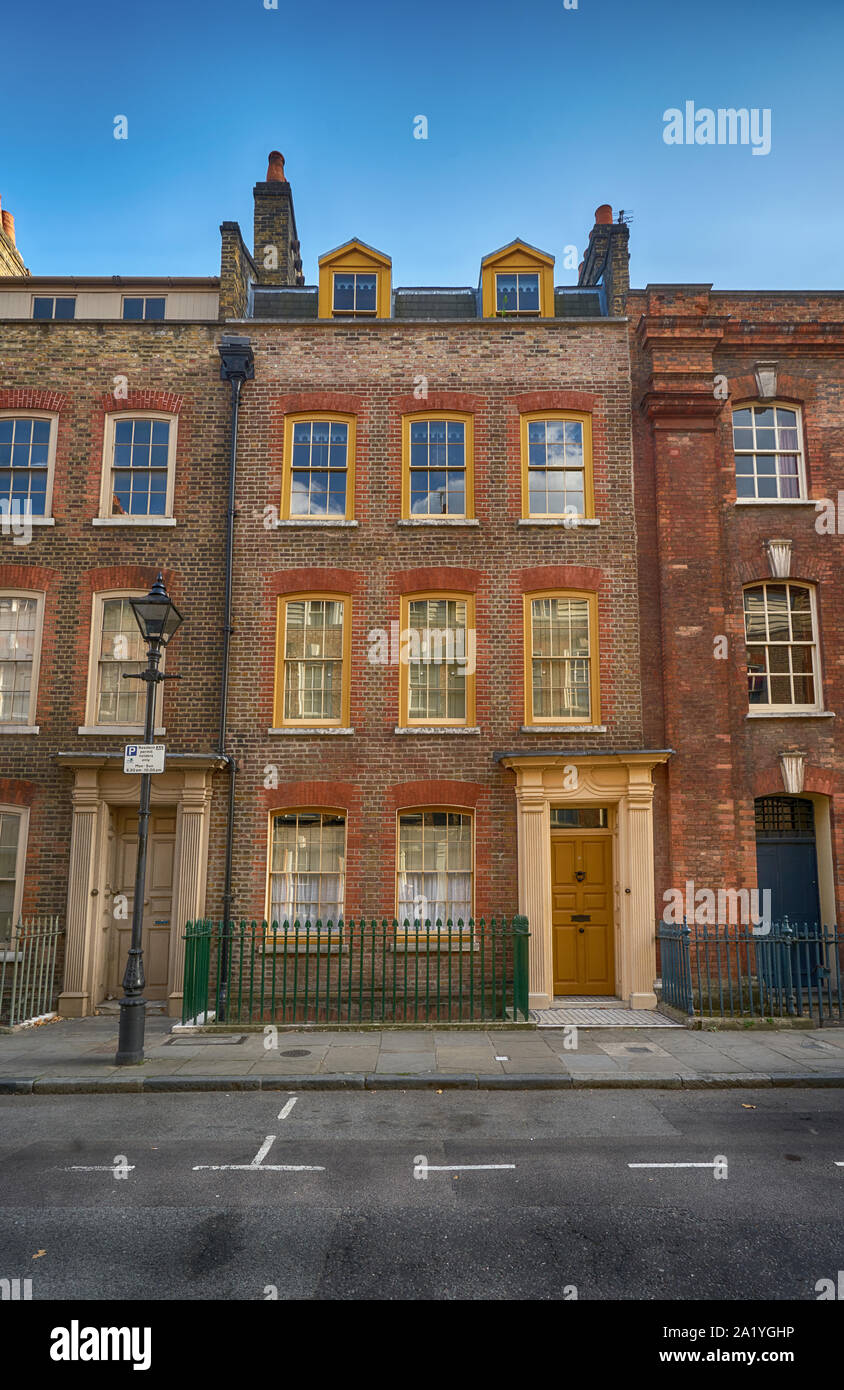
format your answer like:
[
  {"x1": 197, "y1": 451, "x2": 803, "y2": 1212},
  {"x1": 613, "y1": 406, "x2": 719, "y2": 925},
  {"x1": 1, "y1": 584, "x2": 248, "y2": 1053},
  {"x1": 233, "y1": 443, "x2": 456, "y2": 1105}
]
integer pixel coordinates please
[
  {"x1": 278, "y1": 1097, "x2": 298, "y2": 1120},
  {"x1": 413, "y1": 1153, "x2": 515, "y2": 1179},
  {"x1": 192, "y1": 1132, "x2": 324, "y2": 1173}
]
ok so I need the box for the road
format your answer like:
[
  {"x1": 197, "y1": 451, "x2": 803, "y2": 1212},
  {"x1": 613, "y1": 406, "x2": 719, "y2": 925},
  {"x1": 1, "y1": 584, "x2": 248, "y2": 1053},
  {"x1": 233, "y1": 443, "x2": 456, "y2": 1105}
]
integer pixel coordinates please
[{"x1": 0, "y1": 1088, "x2": 841, "y2": 1300}]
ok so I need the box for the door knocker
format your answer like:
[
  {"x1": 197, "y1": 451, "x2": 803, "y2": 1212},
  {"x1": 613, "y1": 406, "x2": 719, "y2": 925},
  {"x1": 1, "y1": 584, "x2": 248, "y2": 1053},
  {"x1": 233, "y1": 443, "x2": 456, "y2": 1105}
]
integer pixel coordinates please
[{"x1": 575, "y1": 870, "x2": 586, "y2": 882}]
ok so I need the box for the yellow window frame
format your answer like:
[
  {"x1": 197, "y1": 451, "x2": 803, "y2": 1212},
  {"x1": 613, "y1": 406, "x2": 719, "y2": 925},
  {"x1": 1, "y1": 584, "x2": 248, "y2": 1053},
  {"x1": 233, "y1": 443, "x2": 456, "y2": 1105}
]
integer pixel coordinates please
[
  {"x1": 400, "y1": 411, "x2": 475, "y2": 520},
  {"x1": 265, "y1": 807, "x2": 347, "y2": 928},
  {"x1": 274, "y1": 593, "x2": 352, "y2": 728},
  {"x1": 523, "y1": 589, "x2": 600, "y2": 727},
  {"x1": 399, "y1": 591, "x2": 476, "y2": 727},
  {"x1": 520, "y1": 410, "x2": 594, "y2": 520},
  {"x1": 281, "y1": 412, "x2": 356, "y2": 522}
]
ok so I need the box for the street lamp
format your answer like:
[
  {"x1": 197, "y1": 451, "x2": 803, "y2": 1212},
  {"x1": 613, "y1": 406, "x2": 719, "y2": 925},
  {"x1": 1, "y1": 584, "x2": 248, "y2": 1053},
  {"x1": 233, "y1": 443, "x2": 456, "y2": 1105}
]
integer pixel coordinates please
[{"x1": 115, "y1": 574, "x2": 184, "y2": 1065}]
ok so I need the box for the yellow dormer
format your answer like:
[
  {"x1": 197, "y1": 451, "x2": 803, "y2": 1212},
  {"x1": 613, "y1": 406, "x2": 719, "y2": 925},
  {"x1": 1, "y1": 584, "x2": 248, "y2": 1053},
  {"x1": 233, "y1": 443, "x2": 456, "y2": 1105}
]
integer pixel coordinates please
[
  {"x1": 480, "y1": 240, "x2": 555, "y2": 318},
  {"x1": 318, "y1": 239, "x2": 392, "y2": 319}
]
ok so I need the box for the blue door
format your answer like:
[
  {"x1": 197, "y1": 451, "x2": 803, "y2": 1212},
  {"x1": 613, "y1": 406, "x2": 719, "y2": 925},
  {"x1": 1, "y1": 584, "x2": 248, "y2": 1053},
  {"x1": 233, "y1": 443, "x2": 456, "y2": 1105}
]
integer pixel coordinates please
[{"x1": 755, "y1": 797, "x2": 821, "y2": 991}]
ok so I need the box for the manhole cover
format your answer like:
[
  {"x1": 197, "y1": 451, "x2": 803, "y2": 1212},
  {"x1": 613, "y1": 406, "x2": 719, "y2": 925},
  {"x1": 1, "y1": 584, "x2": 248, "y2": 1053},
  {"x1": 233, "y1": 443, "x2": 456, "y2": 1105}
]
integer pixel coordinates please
[
  {"x1": 280, "y1": 1048, "x2": 310, "y2": 1058},
  {"x1": 627, "y1": 1046, "x2": 650, "y2": 1053}
]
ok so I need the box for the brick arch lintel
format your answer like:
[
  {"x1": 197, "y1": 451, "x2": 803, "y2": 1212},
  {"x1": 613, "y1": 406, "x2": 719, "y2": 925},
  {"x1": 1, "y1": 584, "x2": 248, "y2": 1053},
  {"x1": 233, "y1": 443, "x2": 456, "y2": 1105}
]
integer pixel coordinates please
[
  {"x1": 737, "y1": 560, "x2": 825, "y2": 586},
  {"x1": 513, "y1": 390, "x2": 598, "y2": 414},
  {"x1": 390, "y1": 567, "x2": 483, "y2": 595},
  {"x1": 727, "y1": 372, "x2": 816, "y2": 407},
  {"x1": 263, "y1": 783, "x2": 362, "y2": 811},
  {"x1": 392, "y1": 391, "x2": 485, "y2": 415},
  {"x1": 100, "y1": 391, "x2": 184, "y2": 414},
  {"x1": 83, "y1": 565, "x2": 176, "y2": 595},
  {"x1": 515, "y1": 564, "x2": 605, "y2": 593},
  {"x1": 266, "y1": 569, "x2": 363, "y2": 598},
  {"x1": 0, "y1": 389, "x2": 67, "y2": 414},
  {"x1": 272, "y1": 392, "x2": 364, "y2": 416},
  {"x1": 0, "y1": 777, "x2": 38, "y2": 807},
  {"x1": 751, "y1": 767, "x2": 837, "y2": 800},
  {"x1": 386, "y1": 780, "x2": 484, "y2": 810},
  {"x1": 0, "y1": 563, "x2": 59, "y2": 591}
]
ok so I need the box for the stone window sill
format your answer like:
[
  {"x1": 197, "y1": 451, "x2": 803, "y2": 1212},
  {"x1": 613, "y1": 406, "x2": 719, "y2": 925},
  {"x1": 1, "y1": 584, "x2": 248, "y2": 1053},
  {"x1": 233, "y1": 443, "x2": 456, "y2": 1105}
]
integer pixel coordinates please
[
  {"x1": 520, "y1": 724, "x2": 607, "y2": 733},
  {"x1": 77, "y1": 725, "x2": 166, "y2": 736},
  {"x1": 267, "y1": 727, "x2": 355, "y2": 735},
  {"x1": 392, "y1": 937, "x2": 477, "y2": 954},
  {"x1": 745, "y1": 710, "x2": 834, "y2": 720},
  {"x1": 518, "y1": 517, "x2": 600, "y2": 527},
  {"x1": 397, "y1": 518, "x2": 480, "y2": 527},
  {"x1": 10, "y1": 517, "x2": 55, "y2": 527},
  {"x1": 274, "y1": 519, "x2": 358, "y2": 528},
  {"x1": 0, "y1": 724, "x2": 39, "y2": 734},
  {"x1": 734, "y1": 499, "x2": 815, "y2": 507},
  {"x1": 394, "y1": 726, "x2": 480, "y2": 735},
  {"x1": 92, "y1": 517, "x2": 177, "y2": 527}
]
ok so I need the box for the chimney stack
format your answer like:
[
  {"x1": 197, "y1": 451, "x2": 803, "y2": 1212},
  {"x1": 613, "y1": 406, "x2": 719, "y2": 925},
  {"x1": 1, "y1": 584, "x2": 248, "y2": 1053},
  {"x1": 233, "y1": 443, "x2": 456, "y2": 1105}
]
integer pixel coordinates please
[
  {"x1": 577, "y1": 203, "x2": 629, "y2": 315},
  {"x1": 252, "y1": 149, "x2": 303, "y2": 287},
  {"x1": 0, "y1": 196, "x2": 27, "y2": 276}
]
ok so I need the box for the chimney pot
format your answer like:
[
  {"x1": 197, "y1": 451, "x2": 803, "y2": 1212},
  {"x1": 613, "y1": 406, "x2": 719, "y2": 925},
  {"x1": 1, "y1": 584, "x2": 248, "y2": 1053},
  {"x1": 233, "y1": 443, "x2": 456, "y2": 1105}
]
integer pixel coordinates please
[
  {"x1": 266, "y1": 151, "x2": 287, "y2": 182},
  {"x1": 1, "y1": 209, "x2": 15, "y2": 245},
  {"x1": 594, "y1": 204, "x2": 613, "y2": 225}
]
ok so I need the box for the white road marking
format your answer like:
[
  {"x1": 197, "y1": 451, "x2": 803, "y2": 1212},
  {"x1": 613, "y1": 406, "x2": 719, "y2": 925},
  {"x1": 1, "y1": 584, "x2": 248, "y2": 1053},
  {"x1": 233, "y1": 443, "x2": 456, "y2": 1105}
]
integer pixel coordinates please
[
  {"x1": 250, "y1": 1134, "x2": 277, "y2": 1166},
  {"x1": 413, "y1": 1153, "x2": 514, "y2": 1179},
  {"x1": 61, "y1": 1165, "x2": 136, "y2": 1173},
  {"x1": 192, "y1": 1131, "x2": 324, "y2": 1173},
  {"x1": 629, "y1": 1154, "x2": 728, "y2": 1179},
  {"x1": 278, "y1": 1097, "x2": 298, "y2": 1120},
  {"x1": 834, "y1": 1161, "x2": 844, "y2": 1167}
]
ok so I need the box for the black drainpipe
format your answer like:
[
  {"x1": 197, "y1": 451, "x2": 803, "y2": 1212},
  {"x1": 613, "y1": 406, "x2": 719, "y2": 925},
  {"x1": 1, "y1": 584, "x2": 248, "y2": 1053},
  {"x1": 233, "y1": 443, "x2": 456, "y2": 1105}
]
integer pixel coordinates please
[{"x1": 216, "y1": 335, "x2": 254, "y2": 1021}]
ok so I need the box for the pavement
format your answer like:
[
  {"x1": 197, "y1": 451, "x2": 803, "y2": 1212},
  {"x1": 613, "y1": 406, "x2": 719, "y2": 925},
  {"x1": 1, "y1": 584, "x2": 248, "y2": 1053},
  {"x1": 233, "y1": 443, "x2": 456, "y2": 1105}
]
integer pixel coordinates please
[
  {"x1": 1, "y1": 1088, "x2": 842, "y2": 1300},
  {"x1": 2, "y1": 1014, "x2": 844, "y2": 1091}
]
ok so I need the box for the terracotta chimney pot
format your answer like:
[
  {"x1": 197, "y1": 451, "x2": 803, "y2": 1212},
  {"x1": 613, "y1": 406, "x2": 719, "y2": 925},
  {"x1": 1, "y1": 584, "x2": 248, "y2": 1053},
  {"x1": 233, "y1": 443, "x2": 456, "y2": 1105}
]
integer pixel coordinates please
[
  {"x1": 1, "y1": 209, "x2": 16, "y2": 245},
  {"x1": 266, "y1": 151, "x2": 287, "y2": 183},
  {"x1": 594, "y1": 204, "x2": 613, "y2": 225}
]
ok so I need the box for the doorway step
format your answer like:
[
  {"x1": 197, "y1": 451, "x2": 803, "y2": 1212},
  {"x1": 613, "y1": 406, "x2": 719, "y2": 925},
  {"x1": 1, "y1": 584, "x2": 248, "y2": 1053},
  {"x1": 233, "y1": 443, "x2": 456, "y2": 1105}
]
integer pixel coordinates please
[{"x1": 532, "y1": 997, "x2": 682, "y2": 1028}]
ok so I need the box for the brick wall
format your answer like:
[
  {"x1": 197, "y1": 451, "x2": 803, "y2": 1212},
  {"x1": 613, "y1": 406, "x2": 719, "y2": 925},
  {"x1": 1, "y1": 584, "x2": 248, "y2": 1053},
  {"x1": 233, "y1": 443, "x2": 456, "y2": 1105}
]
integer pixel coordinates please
[
  {"x1": 628, "y1": 285, "x2": 844, "y2": 921},
  {"x1": 222, "y1": 318, "x2": 645, "y2": 919}
]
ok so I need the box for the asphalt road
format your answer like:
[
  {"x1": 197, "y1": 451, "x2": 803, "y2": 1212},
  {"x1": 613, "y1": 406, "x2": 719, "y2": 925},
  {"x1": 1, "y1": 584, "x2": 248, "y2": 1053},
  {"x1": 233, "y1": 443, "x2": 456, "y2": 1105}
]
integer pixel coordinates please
[{"x1": 0, "y1": 1088, "x2": 841, "y2": 1301}]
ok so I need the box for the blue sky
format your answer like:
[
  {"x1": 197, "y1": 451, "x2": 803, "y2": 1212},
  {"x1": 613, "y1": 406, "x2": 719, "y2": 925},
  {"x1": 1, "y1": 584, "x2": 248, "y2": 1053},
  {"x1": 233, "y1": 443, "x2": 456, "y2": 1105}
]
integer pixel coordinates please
[{"x1": 4, "y1": 0, "x2": 844, "y2": 289}]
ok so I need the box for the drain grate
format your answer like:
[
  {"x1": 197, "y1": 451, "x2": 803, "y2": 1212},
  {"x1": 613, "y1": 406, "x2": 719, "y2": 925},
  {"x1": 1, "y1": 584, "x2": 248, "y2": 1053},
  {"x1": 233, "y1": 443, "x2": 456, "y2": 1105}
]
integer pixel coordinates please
[{"x1": 279, "y1": 1048, "x2": 310, "y2": 1058}]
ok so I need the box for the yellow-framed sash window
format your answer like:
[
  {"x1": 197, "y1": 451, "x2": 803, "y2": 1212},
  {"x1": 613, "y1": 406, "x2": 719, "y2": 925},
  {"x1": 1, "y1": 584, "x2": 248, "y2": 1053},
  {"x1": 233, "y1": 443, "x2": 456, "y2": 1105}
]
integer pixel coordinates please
[
  {"x1": 275, "y1": 594, "x2": 351, "y2": 727},
  {"x1": 267, "y1": 810, "x2": 346, "y2": 927},
  {"x1": 401, "y1": 413, "x2": 474, "y2": 518},
  {"x1": 396, "y1": 809, "x2": 474, "y2": 931},
  {"x1": 282, "y1": 413, "x2": 355, "y2": 521},
  {"x1": 524, "y1": 591, "x2": 600, "y2": 725},
  {"x1": 399, "y1": 593, "x2": 475, "y2": 727},
  {"x1": 521, "y1": 411, "x2": 593, "y2": 519}
]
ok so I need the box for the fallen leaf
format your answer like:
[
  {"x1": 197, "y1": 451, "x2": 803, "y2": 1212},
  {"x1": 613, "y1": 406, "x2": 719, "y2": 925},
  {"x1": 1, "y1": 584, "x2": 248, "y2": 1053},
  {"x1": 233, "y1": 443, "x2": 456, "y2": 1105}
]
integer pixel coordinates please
[
  {"x1": 741, "y1": 1103, "x2": 756, "y2": 1110},
  {"x1": 32, "y1": 1250, "x2": 46, "y2": 1259},
  {"x1": 436, "y1": 1089, "x2": 443, "y2": 1095}
]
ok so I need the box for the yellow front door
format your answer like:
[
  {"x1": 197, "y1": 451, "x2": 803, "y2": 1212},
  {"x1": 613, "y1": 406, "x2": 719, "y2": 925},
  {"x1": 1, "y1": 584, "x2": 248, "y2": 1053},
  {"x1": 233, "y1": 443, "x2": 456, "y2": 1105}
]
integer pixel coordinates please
[
  {"x1": 551, "y1": 831, "x2": 614, "y2": 995},
  {"x1": 105, "y1": 808, "x2": 176, "y2": 1000}
]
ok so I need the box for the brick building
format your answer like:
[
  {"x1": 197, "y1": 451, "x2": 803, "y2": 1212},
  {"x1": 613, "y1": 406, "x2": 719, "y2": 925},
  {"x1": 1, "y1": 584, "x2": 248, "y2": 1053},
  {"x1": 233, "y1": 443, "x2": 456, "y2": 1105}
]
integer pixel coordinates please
[
  {"x1": 216, "y1": 157, "x2": 666, "y2": 1013},
  {"x1": 0, "y1": 228, "x2": 229, "y2": 1017},
  {"x1": 624, "y1": 283, "x2": 844, "y2": 934}
]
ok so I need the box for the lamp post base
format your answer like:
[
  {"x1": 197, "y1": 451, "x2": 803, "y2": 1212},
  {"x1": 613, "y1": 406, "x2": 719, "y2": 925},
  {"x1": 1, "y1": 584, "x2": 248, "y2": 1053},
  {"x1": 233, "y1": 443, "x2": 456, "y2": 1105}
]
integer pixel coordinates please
[{"x1": 115, "y1": 996, "x2": 148, "y2": 1066}]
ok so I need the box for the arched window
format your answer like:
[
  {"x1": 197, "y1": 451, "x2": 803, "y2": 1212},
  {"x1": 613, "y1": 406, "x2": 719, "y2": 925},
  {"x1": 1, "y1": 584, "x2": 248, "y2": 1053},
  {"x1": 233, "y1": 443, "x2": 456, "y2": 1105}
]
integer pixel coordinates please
[{"x1": 268, "y1": 811, "x2": 346, "y2": 925}]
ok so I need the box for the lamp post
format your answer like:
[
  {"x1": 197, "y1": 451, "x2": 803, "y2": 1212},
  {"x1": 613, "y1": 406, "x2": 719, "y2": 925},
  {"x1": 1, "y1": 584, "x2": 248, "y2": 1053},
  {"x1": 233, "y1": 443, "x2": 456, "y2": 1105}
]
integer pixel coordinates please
[{"x1": 115, "y1": 574, "x2": 184, "y2": 1066}]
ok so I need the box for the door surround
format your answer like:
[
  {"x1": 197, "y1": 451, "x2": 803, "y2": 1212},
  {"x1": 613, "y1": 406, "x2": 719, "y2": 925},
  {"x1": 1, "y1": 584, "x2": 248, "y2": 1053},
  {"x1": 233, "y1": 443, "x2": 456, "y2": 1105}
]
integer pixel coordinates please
[
  {"x1": 57, "y1": 753, "x2": 221, "y2": 1018},
  {"x1": 500, "y1": 750, "x2": 671, "y2": 1010}
]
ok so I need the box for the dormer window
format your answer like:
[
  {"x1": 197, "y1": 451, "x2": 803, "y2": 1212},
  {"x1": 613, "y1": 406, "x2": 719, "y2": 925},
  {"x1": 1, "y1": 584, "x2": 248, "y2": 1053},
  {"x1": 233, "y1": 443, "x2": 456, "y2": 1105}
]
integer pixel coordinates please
[
  {"x1": 318, "y1": 239, "x2": 391, "y2": 319},
  {"x1": 496, "y1": 273, "x2": 540, "y2": 315},
  {"x1": 480, "y1": 241, "x2": 554, "y2": 318},
  {"x1": 333, "y1": 273, "x2": 377, "y2": 316}
]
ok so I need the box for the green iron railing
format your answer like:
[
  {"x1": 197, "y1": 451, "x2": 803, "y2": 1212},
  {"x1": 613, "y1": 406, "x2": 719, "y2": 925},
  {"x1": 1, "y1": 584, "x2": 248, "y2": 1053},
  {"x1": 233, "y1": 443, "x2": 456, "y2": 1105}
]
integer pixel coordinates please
[
  {"x1": 0, "y1": 916, "x2": 64, "y2": 1027},
  {"x1": 182, "y1": 915, "x2": 530, "y2": 1025},
  {"x1": 657, "y1": 918, "x2": 844, "y2": 1024}
]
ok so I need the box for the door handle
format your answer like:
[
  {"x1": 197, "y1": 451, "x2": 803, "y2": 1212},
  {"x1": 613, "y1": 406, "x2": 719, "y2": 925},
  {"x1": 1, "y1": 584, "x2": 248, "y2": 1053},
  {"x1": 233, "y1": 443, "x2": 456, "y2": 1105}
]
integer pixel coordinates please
[{"x1": 578, "y1": 927, "x2": 585, "y2": 934}]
